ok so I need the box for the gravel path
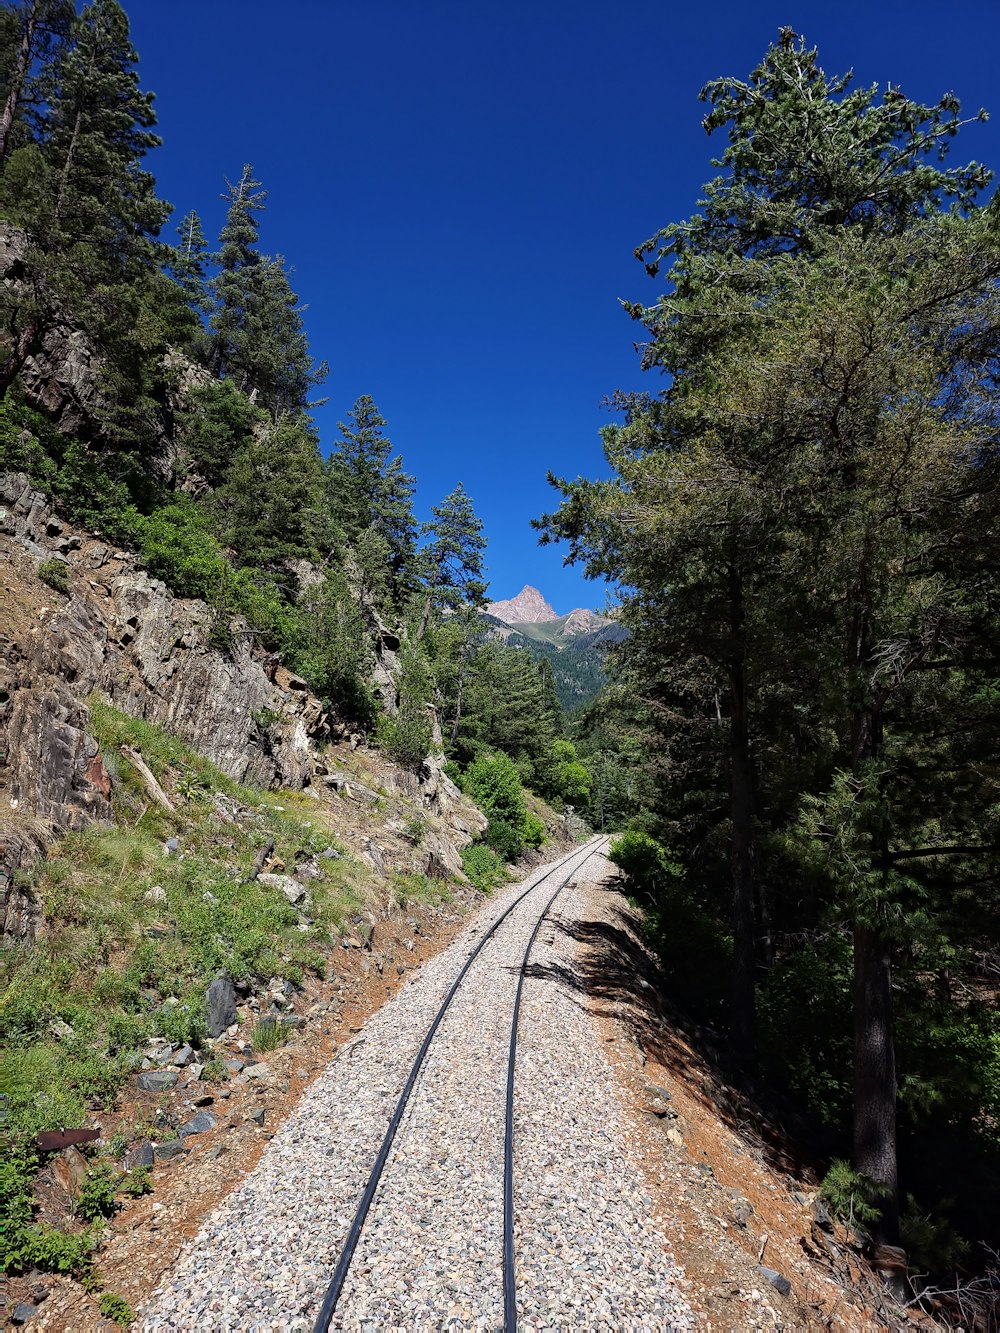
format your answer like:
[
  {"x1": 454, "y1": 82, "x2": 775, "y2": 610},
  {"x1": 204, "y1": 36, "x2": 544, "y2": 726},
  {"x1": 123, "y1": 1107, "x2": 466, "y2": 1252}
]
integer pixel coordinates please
[{"x1": 140, "y1": 839, "x2": 691, "y2": 1331}]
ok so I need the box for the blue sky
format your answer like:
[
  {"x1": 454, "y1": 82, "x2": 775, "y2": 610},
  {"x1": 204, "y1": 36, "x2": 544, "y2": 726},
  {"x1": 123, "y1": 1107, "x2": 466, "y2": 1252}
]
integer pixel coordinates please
[{"x1": 127, "y1": 1, "x2": 1000, "y2": 612}]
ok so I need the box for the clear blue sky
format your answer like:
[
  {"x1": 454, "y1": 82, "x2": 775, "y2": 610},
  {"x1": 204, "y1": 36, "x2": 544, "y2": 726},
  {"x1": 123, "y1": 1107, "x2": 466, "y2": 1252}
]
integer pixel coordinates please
[{"x1": 126, "y1": 0, "x2": 999, "y2": 612}]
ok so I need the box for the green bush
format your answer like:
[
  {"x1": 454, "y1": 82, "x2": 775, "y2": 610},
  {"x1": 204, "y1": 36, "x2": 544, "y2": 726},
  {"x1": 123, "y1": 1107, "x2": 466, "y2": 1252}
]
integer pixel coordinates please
[
  {"x1": 74, "y1": 1162, "x2": 120, "y2": 1222},
  {"x1": 607, "y1": 831, "x2": 679, "y2": 900},
  {"x1": 99, "y1": 1293, "x2": 135, "y2": 1326},
  {"x1": 485, "y1": 818, "x2": 523, "y2": 862},
  {"x1": 252, "y1": 1017, "x2": 290, "y2": 1054},
  {"x1": 464, "y1": 751, "x2": 527, "y2": 860},
  {"x1": 522, "y1": 811, "x2": 546, "y2": 849},
  {"x1": 461, "y1": 844, "x2": 509, "y2": 894},
  {"x1": 37, "y1": 558, "x2": 70, "y2": 594}
]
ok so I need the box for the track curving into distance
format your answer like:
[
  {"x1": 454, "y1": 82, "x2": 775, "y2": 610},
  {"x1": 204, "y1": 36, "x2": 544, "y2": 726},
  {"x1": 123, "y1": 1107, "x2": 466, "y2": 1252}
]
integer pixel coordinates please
[{"x1": 313, "y1": 835, "x2": 610, "y2": 1332}]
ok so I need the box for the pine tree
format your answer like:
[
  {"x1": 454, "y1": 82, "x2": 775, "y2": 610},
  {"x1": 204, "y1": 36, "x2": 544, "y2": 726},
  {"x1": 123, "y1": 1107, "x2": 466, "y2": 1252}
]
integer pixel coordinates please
[
  {"x1": 0, "y1": 0, "x2": 73, "y2": 165},
  {"x1": 326, "y1": 395, "x2": 417, "y2": 604},
  {"x1": 169, "y1": 209, "x2": 210, "y2": 312},
  {"x1": 0, "y1": 0, "x2": 174, "y2": 404},
  {"x1": 416, "y1": 482, "x2": 489, "y2": 638},
  {"x1": 209, "y1": 163, "x2": 265, "y2": 385},
  {"x1": 539, "y1": 31, "x2": 1000, "y2": 1242}
]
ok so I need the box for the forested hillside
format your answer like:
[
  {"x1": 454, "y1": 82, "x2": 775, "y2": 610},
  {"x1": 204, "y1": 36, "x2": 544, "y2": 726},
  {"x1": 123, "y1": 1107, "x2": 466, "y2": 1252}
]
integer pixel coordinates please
[
  {"x1": 0, "y1": 0, "x2": 597, "y2": 832},
  {"x1": 542, "y1": 29, "x2": 1000, "y2": 1301}
]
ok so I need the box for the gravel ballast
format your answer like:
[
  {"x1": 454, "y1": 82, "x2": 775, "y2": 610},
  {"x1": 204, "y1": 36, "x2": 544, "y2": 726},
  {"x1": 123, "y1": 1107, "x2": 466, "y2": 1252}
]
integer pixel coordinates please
[{"x1": 140, "y1": 840, "x2": 692, "y2": 1330}]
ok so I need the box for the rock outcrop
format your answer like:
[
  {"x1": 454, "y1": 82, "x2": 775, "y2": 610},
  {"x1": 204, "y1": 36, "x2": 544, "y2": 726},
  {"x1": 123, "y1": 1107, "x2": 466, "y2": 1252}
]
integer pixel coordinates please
[{"x1": 1, "y1": 471, "x2": 334, "y2": 836}]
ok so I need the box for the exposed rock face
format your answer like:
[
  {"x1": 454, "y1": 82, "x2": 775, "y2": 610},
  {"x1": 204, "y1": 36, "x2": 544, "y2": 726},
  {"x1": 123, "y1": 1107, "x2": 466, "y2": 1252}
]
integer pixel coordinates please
[
  {"x1": 0, "y1": 818, "x2": 48, "y2": 942},
  {"x1": 385, "y1": 754, "x2": 488, "y2": 880},
  {"x1": 1, "y1": 472, "x2": 335, "y2": 834},
  {"x1": 486, "y1": 584, "x2": 559, "y2": 624}
]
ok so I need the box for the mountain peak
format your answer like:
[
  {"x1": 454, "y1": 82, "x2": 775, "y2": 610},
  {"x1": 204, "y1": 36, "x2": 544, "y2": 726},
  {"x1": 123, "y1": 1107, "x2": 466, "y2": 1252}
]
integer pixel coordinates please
[{"x1": 486, "y1": 585, "x2": 559, "y2": 624}]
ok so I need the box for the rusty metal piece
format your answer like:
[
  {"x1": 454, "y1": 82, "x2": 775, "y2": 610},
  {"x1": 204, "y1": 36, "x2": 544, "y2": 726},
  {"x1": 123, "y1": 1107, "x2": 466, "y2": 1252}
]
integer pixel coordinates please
[{"x1": 35, "y1": 1127, "x2": 100, "y2": 1153}]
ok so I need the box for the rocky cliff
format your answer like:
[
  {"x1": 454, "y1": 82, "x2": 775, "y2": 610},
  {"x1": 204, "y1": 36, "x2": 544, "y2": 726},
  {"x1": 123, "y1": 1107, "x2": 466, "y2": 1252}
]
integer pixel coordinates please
[{"x1": 0, "y1": 470, "x2": 486, "y2": 935}]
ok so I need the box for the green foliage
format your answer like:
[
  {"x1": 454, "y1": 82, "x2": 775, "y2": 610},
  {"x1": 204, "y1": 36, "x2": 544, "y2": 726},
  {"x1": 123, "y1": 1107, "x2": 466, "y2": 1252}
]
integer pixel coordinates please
[
  {"x1": 288, "y1": 566, "x2": 377, "y2": 724},
  {"x1": 522, "y1": 811, "x2": 546, "y2": 849},
  {"x1": 119, "y1": 1166, "x2": 152, "y2": 1200},
  {"x1": 391, "y1": 873, "x2": 450, "y2": 908},
  {"x1": 403, "y1": 815, "x2": 427, "y2": 845},
  {"x1": 463, "y1": 751, "x2": 527, "y2": 861},
  {"x1": 37, "y1": 557, "x2": 70, "y2": 594},
  {"x1": 74, "y1": 1162, "x2": 120, "y2": 1222},
  {"x1": 821, "y1": 1159, "x2": 888, "y2": 1231},
  {"x1": 252, "y1": 1017, "x2": 290, "y2": 1054},
  {"x1": 418, "y1": 482, "x2": 488, "y2": 618},
  {"x1": 326, "y1": 396, "x2": 417, "y2": 605},
  {"x1": 376, "y1": 642, "x2": 434, "y2": 771},
  {"x1": 607, "y1": 832, "x2": 678, "y2": 900},
  {"x1": 1, "y1": 1144, "x2": 96, "y2": 1282},
  {"x1": 900, "y1": 1196, "x2": 970, "y2": 1273},
  {"x1": 460, "y1": 844, "x2": 509, "y2": 894},
  {"x1": 99, "y1": 1293, "x2": 135, "y2": 1326},
  {"x1": 757, "y1": 936, "x2": 853, "y2": 1131},
  {"x1": 176, "y1": 377, "x2": 262, "y2": 488}
]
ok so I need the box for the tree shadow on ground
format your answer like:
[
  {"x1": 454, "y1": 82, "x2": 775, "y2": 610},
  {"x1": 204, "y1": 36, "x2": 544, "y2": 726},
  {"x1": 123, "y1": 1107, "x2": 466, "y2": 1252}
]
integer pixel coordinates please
[{"x1": 526, "y1": 880, "x2": 829, "y2": 1184}]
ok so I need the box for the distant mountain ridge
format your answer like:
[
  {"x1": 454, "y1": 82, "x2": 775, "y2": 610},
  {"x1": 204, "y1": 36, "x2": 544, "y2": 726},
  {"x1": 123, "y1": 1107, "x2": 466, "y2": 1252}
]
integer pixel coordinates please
[
  {"x1": 483, "y1": 585, "x2": 626, "y2": 713},
  {"x1": 485, "y1": 584, "x2": 612, "y2": 645}
]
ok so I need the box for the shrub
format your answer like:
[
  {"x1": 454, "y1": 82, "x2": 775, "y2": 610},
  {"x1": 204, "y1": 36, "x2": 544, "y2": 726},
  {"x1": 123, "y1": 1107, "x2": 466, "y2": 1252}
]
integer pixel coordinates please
[
  {"x1": 74, "y1": 1162, "x2": 120, "y2": 1222},
  {"x1": 252, "y1": 1017, "x2": 290, "y2": 1054},
  {"x1": 37, "y1": 558, "x2": 70, "y2": 594},
  {"x1": 522, "y1": 811, "x2": 546, "y2": 849},
  {"x1": 99, "y1": 1293, "x2": 135, "y2": 1326},
  {"x1": 464, "y1": 751, "x2": 527, "y2": 860},
  {"x1": 461, "y1": 844, "x2": 509, "y2": 894},
  {"x1": 485, "y1": 818, "x2": 523, "y2": 862},
  {"x1": 607, "y1": 831, "x2": 679, "y2": 901},
  {"x1": 120, "y1": 1166, "x2": 153, "y2": 1200}
]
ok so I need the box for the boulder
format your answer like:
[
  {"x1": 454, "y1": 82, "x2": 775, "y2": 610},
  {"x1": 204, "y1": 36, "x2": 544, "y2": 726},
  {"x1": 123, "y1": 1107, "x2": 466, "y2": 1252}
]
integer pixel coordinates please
[
  {"x1": 137, "y1": 1070, "x2": 178, "y2": 1092},
  {"x1": 256, "y1": 873, "x2": 307, "y2": 905},
  {"x1": 205, "y1": 974, "x2": 237, "y2": 1038}
]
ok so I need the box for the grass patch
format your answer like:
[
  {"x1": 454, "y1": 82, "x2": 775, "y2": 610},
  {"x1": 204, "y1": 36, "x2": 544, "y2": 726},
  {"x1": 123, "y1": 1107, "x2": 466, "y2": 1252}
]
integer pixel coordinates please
[
  {"x1": 391, "y1": 872, "x2": 451, "y2": 909},
  {"x1": 252, "y1": 1017, "x2": 291, "y2": 1053}
]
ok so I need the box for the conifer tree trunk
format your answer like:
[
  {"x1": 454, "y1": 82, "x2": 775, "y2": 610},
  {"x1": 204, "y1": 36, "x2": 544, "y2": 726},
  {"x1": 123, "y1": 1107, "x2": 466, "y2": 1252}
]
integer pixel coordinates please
[
  {"x1": 729, "y1": 561, "x2": 757, "y2": 1069},
  {"x1": 53, "y1": 106, "x2": 82, "y2": 225},
  {"x1": 852, "y1": 922, "x2": 899, "y2": 1245},
  {"x1": 848, "y1": 588, "x2": 900, "y2": 1244},
  {"x1": 0, "y1": 0, "x2": 39, "y2": 164}
]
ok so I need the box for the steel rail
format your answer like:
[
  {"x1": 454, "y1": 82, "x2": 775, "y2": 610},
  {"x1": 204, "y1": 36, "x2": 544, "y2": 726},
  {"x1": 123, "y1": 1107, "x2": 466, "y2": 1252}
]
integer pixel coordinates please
[
  {"x1": 502, "y1": 837, "x2": 608, "y2": 1332},
  {"x1": 312, "y1": 837, "x2": 606, "y2": 1333}
]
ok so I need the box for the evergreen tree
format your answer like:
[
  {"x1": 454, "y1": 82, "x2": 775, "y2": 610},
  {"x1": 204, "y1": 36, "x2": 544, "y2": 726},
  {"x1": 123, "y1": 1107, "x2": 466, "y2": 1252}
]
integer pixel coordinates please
[
  {"x1": 210, "y1": 416, "x2": 326, "y2": 574},
  {"x1": 209, "y1": 163, "x2": 265, "y2": 385},
  {"x1": 540, "y1": 31, "x2": 1000, "y2": 1242},
  {"x1": 416, "y1": 482, "x2": 489, "y2": 638},
  {"x1": 326, "y1": 395, "x2": 417, "y2": 603},
  {"x1": 0, "y1": 0, "x2": 176, "y2": 409},
  {"x1": 0, "y1": 0, "x2": 73, "y2": 165},
  {"x1": 169, "y1": 208, "x2": 210, "y2": 312}
]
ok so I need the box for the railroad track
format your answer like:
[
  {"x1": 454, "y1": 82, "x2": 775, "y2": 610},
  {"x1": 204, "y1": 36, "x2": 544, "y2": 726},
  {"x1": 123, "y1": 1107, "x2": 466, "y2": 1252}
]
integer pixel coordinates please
[{"x1": 312, "y1": 835, "x2": 611, "y2": 1332}]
